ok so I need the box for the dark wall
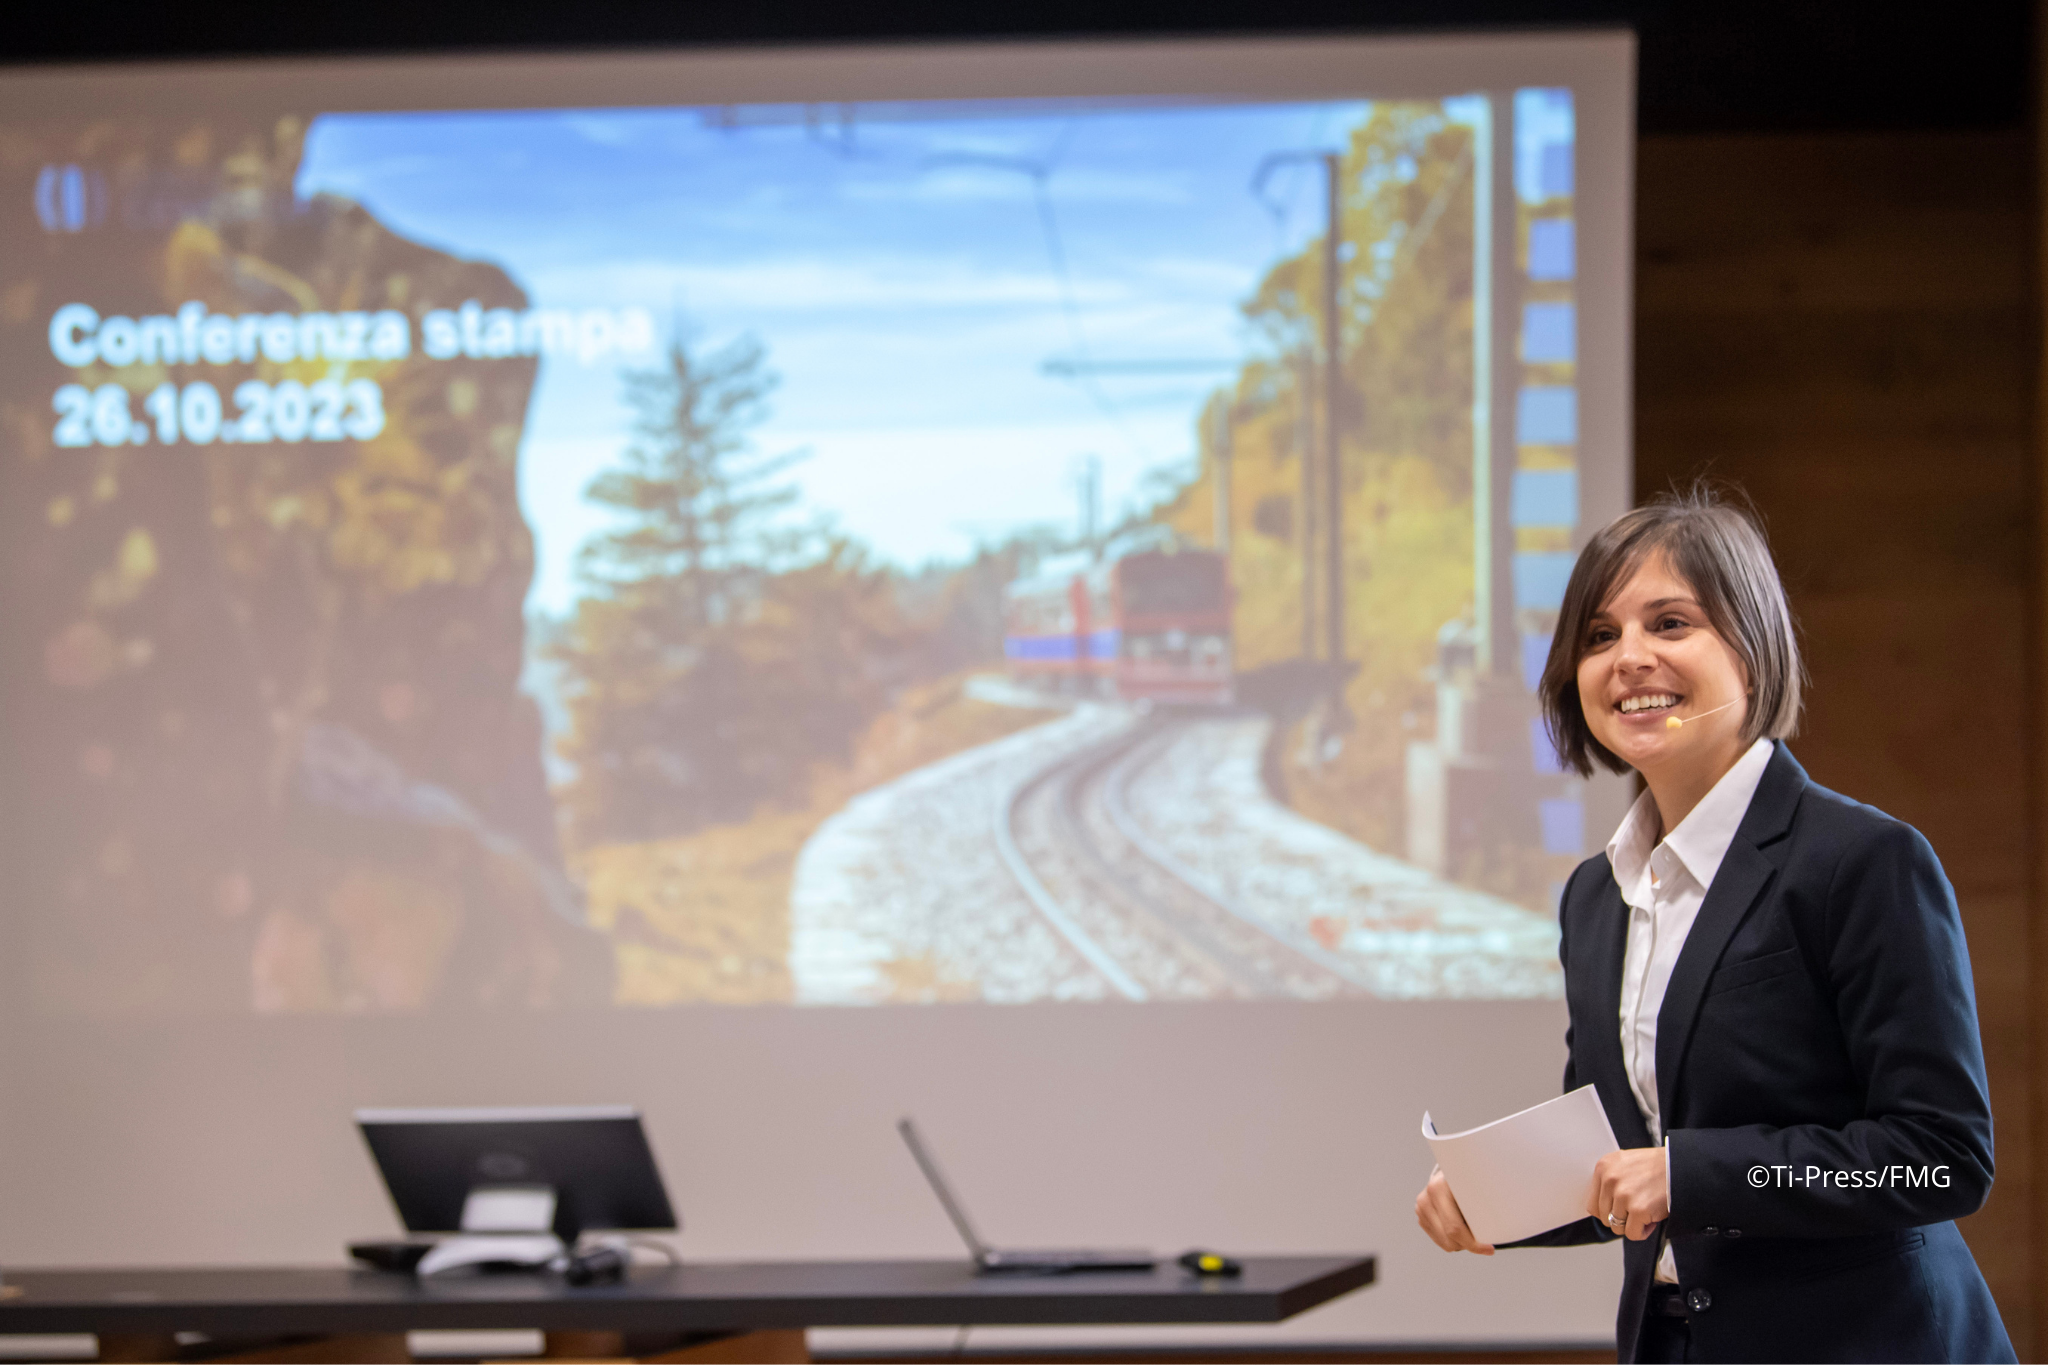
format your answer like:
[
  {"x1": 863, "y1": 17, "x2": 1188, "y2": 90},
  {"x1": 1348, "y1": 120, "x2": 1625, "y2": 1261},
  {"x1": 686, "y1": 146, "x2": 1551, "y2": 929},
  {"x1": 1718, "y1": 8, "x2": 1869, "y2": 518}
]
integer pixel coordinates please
[
  {"x1": 1636, "y1": 127, "x2": 2036, "y2": 1352},
  {"x1": 0, "y1": 2, "x2": 2032, "y2": 135}
]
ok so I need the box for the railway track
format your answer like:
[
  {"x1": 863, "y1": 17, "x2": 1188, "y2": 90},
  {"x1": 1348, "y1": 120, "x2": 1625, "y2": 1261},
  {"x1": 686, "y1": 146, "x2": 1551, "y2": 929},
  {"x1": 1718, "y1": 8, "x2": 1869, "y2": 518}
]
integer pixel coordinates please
[{"x1": 993, "y1": 713, "x2": 1370, "y2": 1000}]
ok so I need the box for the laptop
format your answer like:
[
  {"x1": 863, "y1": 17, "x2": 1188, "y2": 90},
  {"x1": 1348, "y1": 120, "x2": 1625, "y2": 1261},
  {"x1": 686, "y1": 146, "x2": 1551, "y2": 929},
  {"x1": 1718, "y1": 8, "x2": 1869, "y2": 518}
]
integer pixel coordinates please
[{"x1": 897, "y1": 1117, "x2": 1156, "y2": 1274}]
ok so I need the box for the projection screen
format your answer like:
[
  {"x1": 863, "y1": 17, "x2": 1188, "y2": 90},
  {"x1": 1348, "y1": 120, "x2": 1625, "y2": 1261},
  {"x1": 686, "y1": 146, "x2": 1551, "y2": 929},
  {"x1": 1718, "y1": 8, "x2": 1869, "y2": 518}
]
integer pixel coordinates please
[{"x1": 0, "y1": 31, "x2": 1634, "y2": 1351}]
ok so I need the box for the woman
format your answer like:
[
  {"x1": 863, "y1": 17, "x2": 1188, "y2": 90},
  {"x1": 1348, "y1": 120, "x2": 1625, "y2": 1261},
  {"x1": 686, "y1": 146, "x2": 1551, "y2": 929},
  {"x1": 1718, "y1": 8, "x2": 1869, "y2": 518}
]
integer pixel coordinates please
[{"x1": 1413, "y1": 488, "x2": 2012, "y2": 1363}]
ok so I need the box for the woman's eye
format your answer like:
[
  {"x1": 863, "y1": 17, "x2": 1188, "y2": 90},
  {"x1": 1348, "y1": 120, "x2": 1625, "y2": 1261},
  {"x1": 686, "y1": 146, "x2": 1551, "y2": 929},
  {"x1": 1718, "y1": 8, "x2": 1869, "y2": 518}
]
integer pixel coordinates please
[{"x1": 1657, "y1": 616, "x2": 1689, "y2": 632}]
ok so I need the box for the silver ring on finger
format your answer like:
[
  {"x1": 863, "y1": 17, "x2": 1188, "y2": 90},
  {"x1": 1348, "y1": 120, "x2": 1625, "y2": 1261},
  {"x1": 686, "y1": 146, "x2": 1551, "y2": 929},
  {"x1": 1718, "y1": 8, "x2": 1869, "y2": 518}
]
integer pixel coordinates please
[{"x1": 1607, "y1": 1211, "x2": 1626, "y2": 1228}]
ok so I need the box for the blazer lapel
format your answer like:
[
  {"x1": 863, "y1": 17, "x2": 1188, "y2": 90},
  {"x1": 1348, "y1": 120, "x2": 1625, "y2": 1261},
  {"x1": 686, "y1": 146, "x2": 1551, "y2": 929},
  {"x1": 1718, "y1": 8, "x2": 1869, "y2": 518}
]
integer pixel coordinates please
[
  {"x1": 1653, "y1": 743, "x2": 1807, "y2": 1119},
  {"x1": 1575, "y1": 871, "x2": 1653, "y2": 1151}
]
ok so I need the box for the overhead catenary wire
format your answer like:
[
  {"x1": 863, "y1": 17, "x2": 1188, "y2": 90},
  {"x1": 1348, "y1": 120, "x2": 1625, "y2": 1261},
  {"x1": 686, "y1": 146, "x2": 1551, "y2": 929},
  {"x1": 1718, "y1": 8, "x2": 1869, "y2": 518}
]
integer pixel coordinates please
[{"x1": 918, "y1": 140, "x2": 1151, "y2": 465}]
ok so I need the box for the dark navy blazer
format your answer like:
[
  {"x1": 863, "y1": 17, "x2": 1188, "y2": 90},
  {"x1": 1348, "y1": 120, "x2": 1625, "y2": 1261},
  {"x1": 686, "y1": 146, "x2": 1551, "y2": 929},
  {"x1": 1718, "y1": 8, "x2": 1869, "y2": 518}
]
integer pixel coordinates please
[{"x1": 1515, "y1": 743, "x2": 2013, "y2": 1363}]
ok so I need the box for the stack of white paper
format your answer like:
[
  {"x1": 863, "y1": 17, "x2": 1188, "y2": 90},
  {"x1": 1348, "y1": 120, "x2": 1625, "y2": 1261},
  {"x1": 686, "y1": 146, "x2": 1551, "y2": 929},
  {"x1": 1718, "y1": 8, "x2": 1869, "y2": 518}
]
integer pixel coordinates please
[{"x1": 1422, "y1": 1084, "x2": 1621, "y2": 1245}]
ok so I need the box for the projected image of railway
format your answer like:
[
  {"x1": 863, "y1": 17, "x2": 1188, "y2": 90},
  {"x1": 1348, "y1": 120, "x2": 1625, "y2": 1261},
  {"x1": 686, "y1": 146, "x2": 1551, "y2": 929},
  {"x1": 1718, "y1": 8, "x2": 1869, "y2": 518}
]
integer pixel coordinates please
[{"x1": 7, "y1": 90, "x2": 1584, "y2": 1009}]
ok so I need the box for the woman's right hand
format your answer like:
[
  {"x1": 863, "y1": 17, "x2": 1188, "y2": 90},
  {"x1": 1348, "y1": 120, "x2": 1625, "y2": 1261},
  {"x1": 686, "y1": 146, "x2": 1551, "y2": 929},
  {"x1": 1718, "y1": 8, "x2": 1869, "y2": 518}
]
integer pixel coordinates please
[{"x1": 1415, "y1": 1165, "x2": 1495, "y2": 1255}]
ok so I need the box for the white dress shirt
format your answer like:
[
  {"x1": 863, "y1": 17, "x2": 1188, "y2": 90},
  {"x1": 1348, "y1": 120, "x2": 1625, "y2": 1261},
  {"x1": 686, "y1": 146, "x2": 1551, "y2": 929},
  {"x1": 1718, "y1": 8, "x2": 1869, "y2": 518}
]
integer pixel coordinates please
[{"x1": 1605, "y1": 736, "x2": 1774, "y2": 1283}]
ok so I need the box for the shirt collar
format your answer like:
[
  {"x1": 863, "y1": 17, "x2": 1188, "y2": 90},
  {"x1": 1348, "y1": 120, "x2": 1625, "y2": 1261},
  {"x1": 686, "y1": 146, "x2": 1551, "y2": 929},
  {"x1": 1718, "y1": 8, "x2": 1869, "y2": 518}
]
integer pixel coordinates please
[
  {"x1": 1606, "y1": 738, "x2": 1776, "y2": 899},
  {"x1": 1605, "y1": 787, "x2": 1660, "y2": 904}
]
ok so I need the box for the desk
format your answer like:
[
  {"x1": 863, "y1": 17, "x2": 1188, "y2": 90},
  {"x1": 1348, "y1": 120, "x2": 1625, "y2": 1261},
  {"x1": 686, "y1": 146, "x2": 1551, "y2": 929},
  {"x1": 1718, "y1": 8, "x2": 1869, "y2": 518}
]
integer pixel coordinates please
[{"x1": 0, "y1": 1257, "x2": 1375, "y2": 1363}]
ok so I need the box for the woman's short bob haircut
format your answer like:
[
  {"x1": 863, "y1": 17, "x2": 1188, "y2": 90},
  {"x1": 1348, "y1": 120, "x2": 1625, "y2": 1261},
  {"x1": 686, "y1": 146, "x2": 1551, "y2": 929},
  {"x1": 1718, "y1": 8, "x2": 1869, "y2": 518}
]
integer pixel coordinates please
[{"x1": 1538, "y1": 483, "x2": 1805, "y2": 777}]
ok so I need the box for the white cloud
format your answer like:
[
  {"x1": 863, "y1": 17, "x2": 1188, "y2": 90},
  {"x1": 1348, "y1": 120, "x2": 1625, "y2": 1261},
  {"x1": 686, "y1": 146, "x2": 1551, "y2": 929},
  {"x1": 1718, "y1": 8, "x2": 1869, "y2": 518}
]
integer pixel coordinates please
[
  {"x1": 561, "y1": 113, "x2": 641, "y2": 147},
  {"x1": 522, "y1": 256, "x2": 1132, "y2": 314},
  {"x1": 840, "y1": 165, "x2": 1196, "y2": 207},
  {"x1": 296, "y1": 153, "x2": 441, "y2": 197}
]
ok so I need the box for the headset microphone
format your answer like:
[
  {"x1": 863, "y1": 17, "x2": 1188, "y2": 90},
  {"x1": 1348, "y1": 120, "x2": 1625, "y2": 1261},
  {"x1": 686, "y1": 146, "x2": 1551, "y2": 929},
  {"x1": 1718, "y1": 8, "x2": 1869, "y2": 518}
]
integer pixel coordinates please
[{"x1": 1665, "y1": 697, "x2": 1740, "y2": 730}]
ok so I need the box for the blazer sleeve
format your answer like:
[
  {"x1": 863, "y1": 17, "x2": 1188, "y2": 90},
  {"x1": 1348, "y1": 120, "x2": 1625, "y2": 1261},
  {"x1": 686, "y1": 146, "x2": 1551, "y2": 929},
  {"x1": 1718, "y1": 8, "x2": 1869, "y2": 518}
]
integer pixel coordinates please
[
  {"x1": 1501, "y1": 862, "x2": 1616, "y2": 1250},
  {"x1": 1664, "y1": 819, "x2": 1997, "y2": 1237}
]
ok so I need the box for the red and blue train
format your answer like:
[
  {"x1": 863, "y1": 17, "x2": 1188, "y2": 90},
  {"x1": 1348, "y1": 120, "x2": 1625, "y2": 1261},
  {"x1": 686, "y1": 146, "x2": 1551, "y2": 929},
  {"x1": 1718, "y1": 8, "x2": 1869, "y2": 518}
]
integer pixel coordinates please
[{"x1": 1002, "y1": 530, "x2": 1234, "y2": 705}]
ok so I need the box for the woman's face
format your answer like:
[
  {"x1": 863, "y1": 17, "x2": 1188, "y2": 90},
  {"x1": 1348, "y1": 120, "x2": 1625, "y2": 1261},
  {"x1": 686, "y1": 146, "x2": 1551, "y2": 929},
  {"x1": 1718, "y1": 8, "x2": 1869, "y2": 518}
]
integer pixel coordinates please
[{"x1": 1576, "y1": 551, "x2": 1750, "y2": 777}]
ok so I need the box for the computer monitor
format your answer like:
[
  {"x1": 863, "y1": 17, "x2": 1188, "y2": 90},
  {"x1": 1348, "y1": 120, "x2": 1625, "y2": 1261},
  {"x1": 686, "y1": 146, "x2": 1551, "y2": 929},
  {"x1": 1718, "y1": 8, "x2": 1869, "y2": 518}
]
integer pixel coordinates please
[{"x1": 356, "y1": 1105, "x2": 677, "y2": 1243}]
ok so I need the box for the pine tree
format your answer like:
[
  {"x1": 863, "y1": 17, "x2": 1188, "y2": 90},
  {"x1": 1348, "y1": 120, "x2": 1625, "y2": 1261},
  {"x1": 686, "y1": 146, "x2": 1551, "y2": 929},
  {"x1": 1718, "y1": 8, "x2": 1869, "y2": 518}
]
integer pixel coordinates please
[
  {"x1": 550, "y1": 327, "x2": 813, "y2": 844},
  {"x1": 579, "y1": 331, "x2": 805, "y2": 630}
]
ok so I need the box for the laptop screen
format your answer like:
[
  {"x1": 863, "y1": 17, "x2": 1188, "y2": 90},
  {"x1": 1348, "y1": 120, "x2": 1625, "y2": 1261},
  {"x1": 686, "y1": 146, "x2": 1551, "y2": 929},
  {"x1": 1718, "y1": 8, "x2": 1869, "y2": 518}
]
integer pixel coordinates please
[{"x1": 897, "y1": 1118, "x2": 991, "y2": 1261}]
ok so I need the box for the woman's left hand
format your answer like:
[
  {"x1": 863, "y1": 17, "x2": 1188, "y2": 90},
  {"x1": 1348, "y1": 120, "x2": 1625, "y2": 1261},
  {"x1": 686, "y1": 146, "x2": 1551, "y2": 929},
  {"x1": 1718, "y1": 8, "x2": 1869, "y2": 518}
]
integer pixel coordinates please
[{"x1": 1588, "y1": 1147, "x2": 1669, "y2": 1241}]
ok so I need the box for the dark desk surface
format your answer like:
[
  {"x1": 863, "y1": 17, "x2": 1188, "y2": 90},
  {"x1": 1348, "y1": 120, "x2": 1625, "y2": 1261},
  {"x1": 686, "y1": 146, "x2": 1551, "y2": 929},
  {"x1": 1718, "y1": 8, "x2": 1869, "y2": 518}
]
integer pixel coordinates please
[{"x1": 0, "y1": 1257, "x2": 1375, "y2": 1337}]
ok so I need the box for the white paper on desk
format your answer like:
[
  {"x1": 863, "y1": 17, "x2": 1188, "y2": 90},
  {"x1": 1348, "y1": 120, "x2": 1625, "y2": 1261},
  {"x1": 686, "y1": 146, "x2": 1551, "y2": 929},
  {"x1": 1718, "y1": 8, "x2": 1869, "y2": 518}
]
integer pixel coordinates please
[{"x1": 1422, "y1": 1084, "x2": 1621, "y2": 1245}]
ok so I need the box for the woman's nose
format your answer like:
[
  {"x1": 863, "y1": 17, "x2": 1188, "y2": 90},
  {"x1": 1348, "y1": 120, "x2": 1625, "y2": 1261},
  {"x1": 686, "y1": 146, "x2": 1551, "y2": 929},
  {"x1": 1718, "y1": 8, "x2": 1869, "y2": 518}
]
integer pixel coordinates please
[{"x1": 1613, "y1": 625, "x2": 1656, "y2": 670}]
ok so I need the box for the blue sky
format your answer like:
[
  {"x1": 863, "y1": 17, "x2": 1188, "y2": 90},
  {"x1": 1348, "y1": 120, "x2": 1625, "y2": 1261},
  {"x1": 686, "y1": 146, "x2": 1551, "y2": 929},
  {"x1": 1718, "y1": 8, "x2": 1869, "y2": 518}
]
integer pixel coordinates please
[{"x1": 298, "y1": 98, "x2": 1418, "y2": 615}]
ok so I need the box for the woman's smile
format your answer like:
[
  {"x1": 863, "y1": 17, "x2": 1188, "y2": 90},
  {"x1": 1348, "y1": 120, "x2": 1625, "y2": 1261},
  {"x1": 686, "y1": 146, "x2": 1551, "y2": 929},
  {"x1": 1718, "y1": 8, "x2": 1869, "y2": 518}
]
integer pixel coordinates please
[{"x1": 1616, "y1": 690, "x2": 1683, "y2": 718}]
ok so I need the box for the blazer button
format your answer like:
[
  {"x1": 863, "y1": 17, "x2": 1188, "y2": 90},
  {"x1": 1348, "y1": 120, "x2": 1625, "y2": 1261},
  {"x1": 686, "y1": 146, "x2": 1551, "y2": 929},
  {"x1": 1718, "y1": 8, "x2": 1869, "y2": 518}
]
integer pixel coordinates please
[
  {"x1": 1724, "y1": 1228, "x2": 1742, "y2": 1239},
  {"x1": 1702, "y1": 1226, "x2": 1718, "y2": 1236},
  {"x1": 1687, "y1": 1288, "x2": 1712, "y2": 1314}
]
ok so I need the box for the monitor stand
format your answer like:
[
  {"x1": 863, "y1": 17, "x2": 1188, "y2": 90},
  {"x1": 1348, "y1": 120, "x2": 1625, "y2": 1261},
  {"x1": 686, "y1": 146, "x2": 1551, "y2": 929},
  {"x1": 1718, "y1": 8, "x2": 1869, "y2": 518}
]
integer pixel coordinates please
[
  {"x1": 415, "y1": 1184, "x2": 566, "y2": 1277},
  {"x1": 414, "y1": 1233, "x2": 564, "y2": 1277}
]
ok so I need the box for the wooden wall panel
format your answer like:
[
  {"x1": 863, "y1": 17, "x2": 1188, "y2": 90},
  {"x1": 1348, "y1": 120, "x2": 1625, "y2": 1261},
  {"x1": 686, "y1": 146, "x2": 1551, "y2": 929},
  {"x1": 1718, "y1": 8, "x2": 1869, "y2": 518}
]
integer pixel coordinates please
[{"x1": 1635, "y1": 131, "x2": 2036, "y2": 1353}]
